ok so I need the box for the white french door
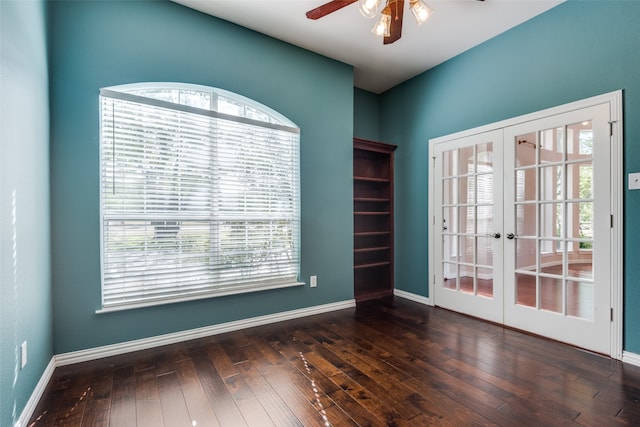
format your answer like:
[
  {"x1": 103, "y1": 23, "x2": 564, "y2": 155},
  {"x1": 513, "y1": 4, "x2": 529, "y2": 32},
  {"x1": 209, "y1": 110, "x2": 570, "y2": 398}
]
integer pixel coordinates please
[
  {"x1": 429, "y1": 94, "x2": 621, "y2": 356},
  {"x1": 502, "y1": 104, "x2": 611, "y2": 354},
  {"x1": 432, "y1": 130, "x2": 504, "y2": 323}
]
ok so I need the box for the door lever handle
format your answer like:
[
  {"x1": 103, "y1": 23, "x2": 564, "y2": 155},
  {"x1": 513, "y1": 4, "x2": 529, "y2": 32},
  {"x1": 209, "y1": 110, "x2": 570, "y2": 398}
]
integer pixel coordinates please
[
  {"x1": 487, "y1": 233, "x2": 501, "y2": 239},
  {"x1": 506, "y1": 233, "x2": 515, "y2": 240}
]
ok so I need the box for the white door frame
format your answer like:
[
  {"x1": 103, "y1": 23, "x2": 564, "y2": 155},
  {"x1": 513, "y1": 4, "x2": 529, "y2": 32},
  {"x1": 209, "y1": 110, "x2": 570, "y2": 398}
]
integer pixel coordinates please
[{"x1": 428, "y1": 90, "x2": 623, "y2": 359}]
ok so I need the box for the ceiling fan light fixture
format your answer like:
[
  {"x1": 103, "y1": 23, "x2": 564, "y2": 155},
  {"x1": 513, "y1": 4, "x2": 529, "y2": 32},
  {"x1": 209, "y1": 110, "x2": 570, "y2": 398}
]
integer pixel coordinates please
[
  {"x1": 358, "y1": 0, "x2": 382, "y2": 18},
  {"x1": 410, "y1": 0, "x2": 434, "y2": 25},
  {"x1": 372, "y1": 6, "x2": 392, "y2": 37}
]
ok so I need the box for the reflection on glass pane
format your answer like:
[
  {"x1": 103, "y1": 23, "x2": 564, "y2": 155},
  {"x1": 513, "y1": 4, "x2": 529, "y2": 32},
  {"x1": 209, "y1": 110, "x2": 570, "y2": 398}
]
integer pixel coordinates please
[
  {"x1": 443, "y1": 150, "x2": 457, "y2": 177},
  {"x1": 459, "y1": 206, "x2": 474, "y2": 234},
  {"x1": 459, "y1": 236, "x2": 474, "y2": 264},
  {"x1": 540, "y1": 127, "x2": 563, "y2": 163},
  {"x1": 477, "y1": 143, "x2": 493, "y2": 169},
  {"x1": 459, "y1": 146, "x2": 474, "y2": 175},
  {"x1": 540, "y1": 203, "x2": 563, "y2": 238},
  {"x1": 516, "y1": 203, "x2": 536, "y2": 237},
  {"x1": 476, "y1": 237, "x2": 493, "y2": 266},
  {"x1": 567, "y1": 280, "x2": 593, "y2": 320},
  {"x1": 567, "y1": 255, "x2": 593, "y2": 280},
  {"x1": 459, "y1": 265, "x2": 474, "y2": 294},
  {"x1": 443, "y1": 235, "x2": 457, "y2": 263},
  {"x1": 180, "y1": 90, "x2": 211, "y2": 109},
  {"x1": 458, "y1": 176, "x2": 475, "y2": 204},
  {"x1": 516, "y1": 168, "x2": 536, "y2": 202},
  {"x1": 540, "y1": 277, "x2": 562, "y2": 313},
  {"x1": 476, "y1": 173, "x2": 493, "y2": 204},
  {"x1": 516, "y1": 273, "x2": 536, "y2": 307},
  {"x1": 540, "y1": 165, "x2": 562, "y2": 201},
  {"x1": 516, "y1": 133, "x2": 536, "y2": 167},
  {"x1": 516, "y1": 238, "x2": 536, "y2": 271},
  {"x1": 567, "y1": 162, "x2": 592, "y2": 200},
  {"x1": 476, "y1": 206, "x2": 493, "y2": 235},
  {"x1": 567, "y1": 202, "x2": 593, "y2": 240},
  {"x1": 443, "y1": 263, "x2": 457, "y2": 289},
  {"x1": 443, "y1": 207, "x2": 457, "y2": 233},
  {"x1": 567, "y1": 121, "x2": 593, "y2": 161},
  {"x1": 477, "y1": 267, "x2": 493, "y2": 298},
  {"x1": 540, "y1": 240, "x2": 564, "y2": 275},
  {"x1": 443, "y1": 178, "x2": 456, "y2": 205}
]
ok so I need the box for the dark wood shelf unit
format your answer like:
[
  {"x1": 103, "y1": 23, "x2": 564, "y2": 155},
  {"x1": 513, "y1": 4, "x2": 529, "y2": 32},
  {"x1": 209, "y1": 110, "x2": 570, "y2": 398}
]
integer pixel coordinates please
[{"x1": 353, "y1": 138, "x2": 397, "y2": 303}]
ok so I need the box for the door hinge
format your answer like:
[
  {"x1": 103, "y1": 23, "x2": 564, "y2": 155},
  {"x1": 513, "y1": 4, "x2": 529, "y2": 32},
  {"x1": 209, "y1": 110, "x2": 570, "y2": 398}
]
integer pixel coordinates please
[
  {"x1": 611, "y1": 214, "x2": 614, "y2": 228},
  {"x1": 609, "y1": 120, "x2": 617, "y2": 137},
  {"x1": 432, "y1": 156, "x2": 436, "y2": 167},
  {"x1": 433, "y1": 274, "x2": 436, "y2": 285},
  {"x1": 611, "y1": 307, "x2": 614, "y2": 322}
]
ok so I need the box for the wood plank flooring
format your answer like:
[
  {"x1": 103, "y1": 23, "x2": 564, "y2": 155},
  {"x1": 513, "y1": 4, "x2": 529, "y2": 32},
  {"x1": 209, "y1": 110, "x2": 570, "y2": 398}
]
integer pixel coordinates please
[{"x1": 28, "y1": 297, "x2": 640, "y2": 426}]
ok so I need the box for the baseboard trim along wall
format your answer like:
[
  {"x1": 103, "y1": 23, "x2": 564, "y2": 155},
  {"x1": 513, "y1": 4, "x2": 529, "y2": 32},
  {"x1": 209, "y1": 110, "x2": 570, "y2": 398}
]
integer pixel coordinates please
[
  {"x1": 16, "y1": 299, "x2": 355, "y2": 427},
  {"x1": 394, "y1": 289, "x2": 431, "y2": 306},
  {"x1": 623, "y1": 351, "x2": 640, "y2": 368},
  {"x1": 14, "y1": 357, "x2": 56, "y2": 427}
]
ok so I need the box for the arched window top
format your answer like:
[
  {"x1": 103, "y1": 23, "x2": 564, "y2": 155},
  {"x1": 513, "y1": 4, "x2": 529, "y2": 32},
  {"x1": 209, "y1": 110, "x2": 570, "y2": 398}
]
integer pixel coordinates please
[{"x1": 104, "y1": 82, "x2": 297, "y2": 128}]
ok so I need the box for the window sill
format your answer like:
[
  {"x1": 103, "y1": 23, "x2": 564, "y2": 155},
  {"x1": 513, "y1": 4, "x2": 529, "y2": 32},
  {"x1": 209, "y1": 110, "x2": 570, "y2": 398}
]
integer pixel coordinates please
[{"x1": 96, "y1": 280, "x2": 305, "y2": 314}]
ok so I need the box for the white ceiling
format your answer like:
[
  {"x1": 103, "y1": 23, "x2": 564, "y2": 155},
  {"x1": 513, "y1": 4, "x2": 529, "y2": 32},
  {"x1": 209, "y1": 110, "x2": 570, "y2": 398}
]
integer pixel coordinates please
[{"x1": 173, "y1": 0, "x2": 564, "y2": 93}]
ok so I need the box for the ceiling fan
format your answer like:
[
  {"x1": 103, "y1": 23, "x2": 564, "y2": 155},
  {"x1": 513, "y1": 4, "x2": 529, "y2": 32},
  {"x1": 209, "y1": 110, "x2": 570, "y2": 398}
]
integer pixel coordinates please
[{"x1": 306, "y1": 0, "x2": 485, "y2": 45}]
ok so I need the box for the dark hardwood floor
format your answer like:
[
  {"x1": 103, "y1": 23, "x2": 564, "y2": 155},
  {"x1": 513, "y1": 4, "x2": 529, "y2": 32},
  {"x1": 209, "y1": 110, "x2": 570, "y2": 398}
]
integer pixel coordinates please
[{"x1": 29, "y1": 297, "x2": 640, "y2": 426}]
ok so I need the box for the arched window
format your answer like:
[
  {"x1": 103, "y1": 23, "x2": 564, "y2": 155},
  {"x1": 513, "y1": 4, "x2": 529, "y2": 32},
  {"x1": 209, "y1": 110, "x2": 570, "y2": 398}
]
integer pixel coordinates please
[{"x1": 99, "y1": 83, "x2": 300, "y2": 310}]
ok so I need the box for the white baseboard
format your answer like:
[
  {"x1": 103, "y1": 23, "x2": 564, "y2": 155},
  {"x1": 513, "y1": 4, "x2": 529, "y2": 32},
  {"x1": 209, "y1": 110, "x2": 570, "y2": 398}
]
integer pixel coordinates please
[
  {"x1": 14, "y1": 357, "x2": 56, "y2": 427},
  {"x1": 623, "y1": 351, "x2": 640, "y2": 367},
  {"x1": 55, "y1": 299, "x2": 355, "y2": 366},
  {"x1": 394, "y1": 289, "x2": 432, "y2": 306}
]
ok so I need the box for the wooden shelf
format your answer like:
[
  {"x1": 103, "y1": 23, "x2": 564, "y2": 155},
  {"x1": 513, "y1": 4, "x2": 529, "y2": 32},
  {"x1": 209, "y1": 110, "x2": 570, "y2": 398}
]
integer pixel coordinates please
[
  {"x1": 354, "y1": 211, "x2": 390, "y2": 216},
  {"x1": 354, "y1": 246, "x2": 390, "y2": 253},
  {"x1": 354, "y1": 261, "x2": 391, "y2": 270},
  {"x1": 353, "y1": 138, "x2": 397, "y2": 303},
  {"x1": 354, "y1": 176, "x2": 390, "y2": 183},
  {"x1": 354, "y1": 197, "x2": 390, "y2": 202},
  {"x1": 354, "y1": 231, "x2": 390, "y2": 236}
]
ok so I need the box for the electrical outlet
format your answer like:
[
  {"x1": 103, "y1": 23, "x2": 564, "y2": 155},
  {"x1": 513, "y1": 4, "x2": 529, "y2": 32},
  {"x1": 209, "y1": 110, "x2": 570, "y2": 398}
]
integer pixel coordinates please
[
  {"x1": 20, "y1": 341, "x2": 27, "y2": 369},
  {"x1": 310, "y1": 275, "x2": 317, "y2": 288}
]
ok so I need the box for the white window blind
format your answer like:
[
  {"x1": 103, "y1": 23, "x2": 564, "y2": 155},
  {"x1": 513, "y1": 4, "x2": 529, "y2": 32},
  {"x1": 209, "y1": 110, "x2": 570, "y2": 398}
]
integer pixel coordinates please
[{"x1": 99, "y1": 85, "x2": 300, "y2": 309}]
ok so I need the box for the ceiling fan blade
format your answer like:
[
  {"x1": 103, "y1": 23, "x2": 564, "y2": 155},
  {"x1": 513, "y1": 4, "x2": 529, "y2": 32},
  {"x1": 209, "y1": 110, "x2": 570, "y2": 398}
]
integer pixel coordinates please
[
  {"x1": 306, "y1": 0, "x2": 358, "y2": 20},
  {"x1": 384, "y1": 0, "x2": 404, "y2": 44}
]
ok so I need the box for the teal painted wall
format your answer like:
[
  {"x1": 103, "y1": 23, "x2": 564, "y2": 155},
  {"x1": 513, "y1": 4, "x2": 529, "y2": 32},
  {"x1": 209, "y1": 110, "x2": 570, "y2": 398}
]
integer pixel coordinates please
[
  {"x1": 354, "y1": 87, "x2": 381, "y2": 141},
  {"x1": 381, "y1": 1, "x2": 640, "y2": 351},
  {"x1": 0, "y1": 1, "x2": 52, "y2": 425},
  {"x1": 49, "y1": 0, "x2": 354, "y2": 354}
]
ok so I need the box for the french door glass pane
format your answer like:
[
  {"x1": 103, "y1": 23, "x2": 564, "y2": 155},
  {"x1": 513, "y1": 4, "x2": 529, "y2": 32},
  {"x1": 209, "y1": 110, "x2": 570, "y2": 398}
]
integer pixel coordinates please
[
  {"x1": 516, "y1": 169, "x2": 536, "y2": 202},
  {"x1": 540, "y1": 127, "x2": 563, "y2": 164},
  {"x1": 516, "y1": 132, "x2": 537, "y2": 167},
  {"x1": 567, "y1": 280, "x2": 593, "y2": 320},
  {"x1": 540, "y1": 165, "x2": 563, "y2": 201},
  {"x1": 443, "y1": 149, "x2": 457, "y2": 177},
  {"x1": 540, "y1": 203, "x2": 563, "y2": 238},
  {"x1": 477, "y1": 267, "x2": 493, "y2": 297},
  {"x1": 540, "y1": 277, "x2": 563, "y2": 313},
  {"x1": 516, "y1": 238, "x2": 536, "y2": 270},
  {"x1": 443, "y1": 178, "x2": 456, "y2": 205},
  {"x1": 567, "y1": 121, "x2": 593, "y2": 162},
  {"x1": 567, "y1": 162, "x2": 592, "y2": 200},
  {"x1": 516, "y1": 273, "x2": 536, "y2": 307},
  {"x1": 476, "y1": 236, "x2": 493, "y2": 266},
  {"x1": 443, "y1": 207, "x2": 457, "y2": 233}
]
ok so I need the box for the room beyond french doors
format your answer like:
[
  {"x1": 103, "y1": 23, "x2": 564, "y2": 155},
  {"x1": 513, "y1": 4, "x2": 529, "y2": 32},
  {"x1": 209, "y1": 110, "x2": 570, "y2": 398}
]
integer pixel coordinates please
[{"x1": 430, "y1": 93, "x2": 622, "y2": 356}]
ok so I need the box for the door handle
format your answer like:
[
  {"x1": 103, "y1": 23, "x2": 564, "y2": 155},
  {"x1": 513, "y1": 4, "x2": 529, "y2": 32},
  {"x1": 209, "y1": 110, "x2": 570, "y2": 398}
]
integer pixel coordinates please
[
  {"x1": 487, "y1": 233, "x2": 501, "y2": 239},
  {"x1": 506, "y1": 233, "x2": 515, "y2": 240}
]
